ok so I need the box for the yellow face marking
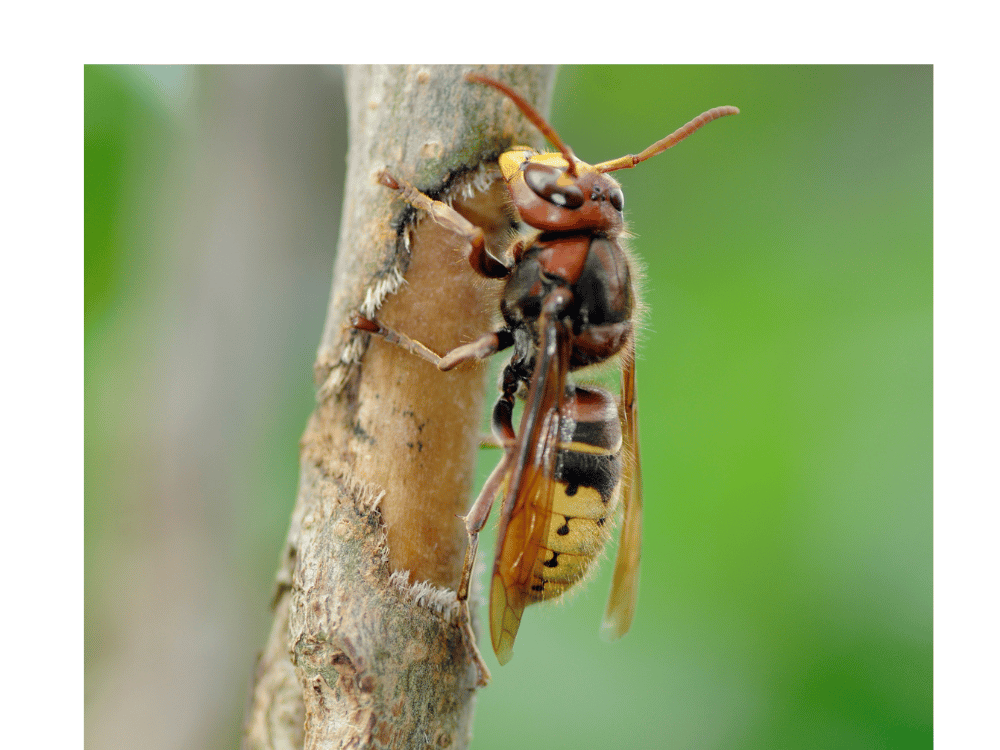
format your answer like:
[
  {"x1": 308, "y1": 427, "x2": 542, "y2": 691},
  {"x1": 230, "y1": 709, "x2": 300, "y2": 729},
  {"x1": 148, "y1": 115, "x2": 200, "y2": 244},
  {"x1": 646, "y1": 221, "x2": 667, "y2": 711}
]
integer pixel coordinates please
[
  {"x1": 498, "y1": 147, "x2": 597, "y2": 185},
  {"x1": 498, "y1": 148, "x2": 535, "y2": 182}
]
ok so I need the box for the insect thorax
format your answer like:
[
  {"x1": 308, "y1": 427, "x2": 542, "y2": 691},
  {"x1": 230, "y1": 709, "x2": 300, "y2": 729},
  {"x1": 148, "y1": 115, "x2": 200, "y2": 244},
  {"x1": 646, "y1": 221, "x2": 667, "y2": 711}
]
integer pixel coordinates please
[{"x1": 500, "y1": 233, "x2": 634, "y2": 369}]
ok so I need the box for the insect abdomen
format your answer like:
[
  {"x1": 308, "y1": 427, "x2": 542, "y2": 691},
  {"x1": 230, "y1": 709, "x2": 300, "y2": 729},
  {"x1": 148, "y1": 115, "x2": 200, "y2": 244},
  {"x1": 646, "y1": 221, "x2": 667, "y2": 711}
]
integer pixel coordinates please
[{"x1": 528, "y1": 388, "x2": 622, "y2": 602}]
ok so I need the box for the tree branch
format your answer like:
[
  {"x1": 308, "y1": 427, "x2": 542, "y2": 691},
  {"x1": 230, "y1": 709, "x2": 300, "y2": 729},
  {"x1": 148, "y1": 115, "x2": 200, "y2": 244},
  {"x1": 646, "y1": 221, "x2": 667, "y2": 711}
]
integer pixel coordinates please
[{"x1": 243, "y1": 64, "x2": 556, "y2": 750}]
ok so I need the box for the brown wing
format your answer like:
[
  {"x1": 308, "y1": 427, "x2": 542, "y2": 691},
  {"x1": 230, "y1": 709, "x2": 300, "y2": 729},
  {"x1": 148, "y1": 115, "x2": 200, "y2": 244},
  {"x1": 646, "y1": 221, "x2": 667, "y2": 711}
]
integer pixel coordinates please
[
  {"x1": 490, "y1": 305, "x2": 573, "y2": 665},
  {"x1": 601, "y1": 335, "x2": 643, "y2": 640}
]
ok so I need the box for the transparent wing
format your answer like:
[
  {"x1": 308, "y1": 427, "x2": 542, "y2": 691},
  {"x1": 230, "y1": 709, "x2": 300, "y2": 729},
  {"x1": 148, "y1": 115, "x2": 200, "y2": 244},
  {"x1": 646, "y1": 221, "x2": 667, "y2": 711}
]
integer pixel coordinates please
[{"x1": 602, "y1": 335, "x2": 643, "y2": 640}]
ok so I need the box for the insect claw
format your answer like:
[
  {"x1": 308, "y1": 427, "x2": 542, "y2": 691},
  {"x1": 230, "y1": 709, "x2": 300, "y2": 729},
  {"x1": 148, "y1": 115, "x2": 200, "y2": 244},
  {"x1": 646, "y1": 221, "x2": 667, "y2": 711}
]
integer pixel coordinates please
[
  {"x1": 351, "y1": 314, "x2": 381, "y2": 333},
  {"x1": 376, "y1": 168, "x2": 400, "y2": 190}
]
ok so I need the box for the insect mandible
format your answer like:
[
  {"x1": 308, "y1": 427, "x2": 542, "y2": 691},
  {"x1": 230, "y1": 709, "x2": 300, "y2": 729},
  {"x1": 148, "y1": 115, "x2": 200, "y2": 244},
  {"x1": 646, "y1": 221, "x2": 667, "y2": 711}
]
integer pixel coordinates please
[{"x1": 354, "y1": 72, "x2": 738, "y2": 670}]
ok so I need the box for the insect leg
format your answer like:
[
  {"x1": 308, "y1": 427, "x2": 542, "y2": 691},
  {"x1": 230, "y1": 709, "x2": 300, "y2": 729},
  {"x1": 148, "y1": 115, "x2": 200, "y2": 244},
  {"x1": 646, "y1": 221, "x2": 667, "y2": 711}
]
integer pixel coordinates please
[
  {"x1": 456, "y1": 444, "x2": 513, "y2": 687},
  {"x1": 457, "y1": 451, "x2": 511, "y2": 601},
  {"x1": 353, "y1": 315, "x2": 513, "y2": 372},
  {"x1": 439, "y1": 329, "x2": 514, "y2": 370},
  {"x1": 351, "y1": 315, "x2": 446, "y2": 367},
  {"x1": 456, "y1": 362, "x2": 522, "y2": 601},
  {"x1": 479, "y1": 434, "x2": 504, "y2": 449},
  {"x1": 378, "y1": 169, "x2": 510, "y2": 279}
]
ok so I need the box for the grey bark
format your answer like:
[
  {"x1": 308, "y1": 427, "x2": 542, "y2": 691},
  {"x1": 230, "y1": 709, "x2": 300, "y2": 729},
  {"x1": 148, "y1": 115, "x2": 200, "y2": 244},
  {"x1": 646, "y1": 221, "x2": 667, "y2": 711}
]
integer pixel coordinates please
[{"x1": 243, "y1": 64, "x2": 556, "y2": 750}]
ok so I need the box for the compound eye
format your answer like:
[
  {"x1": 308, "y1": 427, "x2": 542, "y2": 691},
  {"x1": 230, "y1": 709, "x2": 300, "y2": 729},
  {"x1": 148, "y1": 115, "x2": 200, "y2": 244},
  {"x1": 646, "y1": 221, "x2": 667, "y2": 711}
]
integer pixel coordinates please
[
  {"x1": 609, "y1": 186, "x2": 624, "y2": 212},
  {"x1": 523, "y1": 162, "x2": 585, "y2": 209}
]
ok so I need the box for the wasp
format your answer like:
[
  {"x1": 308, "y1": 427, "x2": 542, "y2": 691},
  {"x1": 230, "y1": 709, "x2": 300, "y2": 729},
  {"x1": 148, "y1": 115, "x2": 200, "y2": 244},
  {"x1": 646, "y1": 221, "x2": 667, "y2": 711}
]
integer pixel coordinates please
[{"x1": 354, "y1": 73, "x2": 738, "y2": 668}]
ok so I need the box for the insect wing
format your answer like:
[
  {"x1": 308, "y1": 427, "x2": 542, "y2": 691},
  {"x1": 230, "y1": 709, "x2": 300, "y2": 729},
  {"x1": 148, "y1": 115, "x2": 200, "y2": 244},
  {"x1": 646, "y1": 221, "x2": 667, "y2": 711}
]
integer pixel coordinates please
[
  {"x1": 601, "y1": 336, "x2": 643, "y2": 640},
  {"x1": 489, "y1": 423, "x2": 558, "y2": 664},
  {"x1": 490, "y1": 311, "x2": 572, "y2": 664}
]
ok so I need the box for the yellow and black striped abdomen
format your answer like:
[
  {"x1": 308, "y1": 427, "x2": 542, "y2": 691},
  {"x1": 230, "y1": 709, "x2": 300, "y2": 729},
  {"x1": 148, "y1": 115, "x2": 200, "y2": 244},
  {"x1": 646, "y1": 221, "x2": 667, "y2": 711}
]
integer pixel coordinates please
[{"x1": 527, "y1": 387, "x2": 623, "y2": 603}]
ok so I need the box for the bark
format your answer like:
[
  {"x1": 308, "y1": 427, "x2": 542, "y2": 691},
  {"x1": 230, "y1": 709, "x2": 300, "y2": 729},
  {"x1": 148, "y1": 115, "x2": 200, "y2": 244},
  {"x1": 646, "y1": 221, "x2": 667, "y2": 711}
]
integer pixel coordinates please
[{"x1": 243, "y1": 64, "x2": 557, "y2": 750}]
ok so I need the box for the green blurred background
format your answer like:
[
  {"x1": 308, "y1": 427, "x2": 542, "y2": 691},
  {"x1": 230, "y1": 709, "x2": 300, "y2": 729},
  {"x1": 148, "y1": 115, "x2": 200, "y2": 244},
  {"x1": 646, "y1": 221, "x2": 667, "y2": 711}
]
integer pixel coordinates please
[{"x1": 85, "y1": 66, "x2": 931, "y2": 749}]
